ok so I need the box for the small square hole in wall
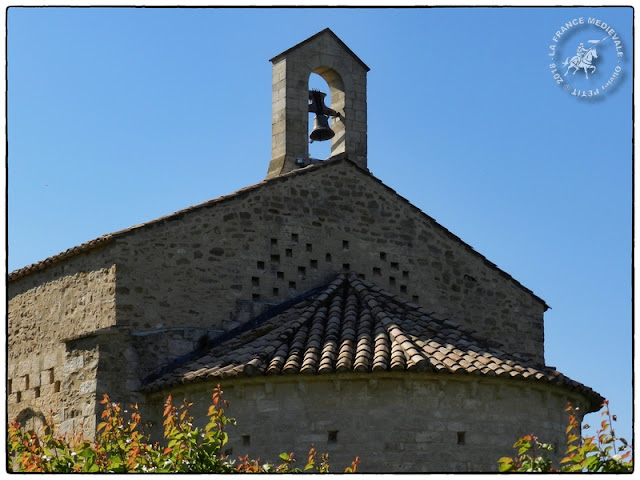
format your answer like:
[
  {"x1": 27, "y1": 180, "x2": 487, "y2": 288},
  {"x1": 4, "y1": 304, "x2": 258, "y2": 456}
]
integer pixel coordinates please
[
  {"x1": 54, "y1": 381, "x2": 61, "y2": 393},
  {"x1": 325, "y1": 253, "x2": 332, "y2": 262},
  {"x1": 24, "y1": 375, "x2": 29, "y2": 390},
  {"x1": 328, "y1": 431, "x2": 338, "y2": 444},
  {"x1": 310, "y1": 259, "x2": 318, "y2": 269},
  {"x1": 257, "y1": 261, "x2": 265, "y2": 270},
  {"x1": 16, "y1": 391, "x2": 21, "y2": 403},
  {"x1": 391, "y1": 262, "x2": 399, "y2": 271},
  {"x1": 242, "y1": 435, "x2": 251, "y2": 446},
  {"x1": 298, "y1": 266, "x2": 306, "y2": 276},
  {"x1": 225, "y1": 448, "x2": 233, "y2": 456},
  {"x1": 400, "y1": 285, "x2": 407, "y2": 294},
  {"x1": 8, "y1": 379, "x2": 12, "y2": 395},
  {"x1": 412, "y1": 295, "x2": 419, "y2": 303},
  {"x1": 358, "y1": 273, "x2": 365, "y2": 280},
  {"x1": 286, "y1": 248, "x2": 293, "y2": 258},
  {"x1": 271, "y1": 238, "x2": 278, "y2": 247},
  {"x1": 273, "y1": 287, "x2": 279, "y2": 296},
  {"x1": 252, "y1": 277, "x2": 260, "y2": 287},
  {"x1": 289, "y1": 281, "x2": 297, "y2": 290},
  {"x1": 291, "y1": 233, "x2": 299, "y2": 243},
  {"x1": 342, "y1": 240, "x2": 349, "y2": 250},
  {"x1": 403, "y1": 270, "x2": 409, "y2": 279},
  {"x1": 271, "y1": 254, "x2": 280, "y2": 263},
  {"x1": 389, "y1": 276, "x2": 396, "y2": 286},
  {"x1": 380, "y1": 252, "x2": 387, "y2": 261},
  {"x1": 48, "y1": 369, "x2": 55, "y2": 384},
  {"x1": 306, "y1": 243, "x2": 312, "y2": 252},
  {"x1": 342, "y1": 263, "x2": 350, "y2": 272},
  {"x1": 277, "y1": 271, "x2": 284, "y2": 280},
  {"x1": 252, "y1": 294, "x2": 260, "y2": 301},
  {"x1": 373, "y1": 267, "x2": 381, "y2": 276},
  {"x1": 457, "y1": 432, "x2": 466, "y2": 445},
  {"x1": 34, "y1": 387, "x2": 40, "y2": 398}
]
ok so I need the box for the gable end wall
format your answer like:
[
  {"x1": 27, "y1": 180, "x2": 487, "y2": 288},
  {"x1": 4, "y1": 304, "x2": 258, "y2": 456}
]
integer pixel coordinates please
[{"x1": 110, "y1": 160, "x2": 545, "y2": 366}]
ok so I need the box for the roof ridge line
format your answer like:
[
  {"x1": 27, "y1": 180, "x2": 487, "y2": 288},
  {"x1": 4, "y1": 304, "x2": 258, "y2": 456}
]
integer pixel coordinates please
[
  {"x1": 352, "y1": 273, "x2": 524, "y2": 371},
  {"x1": 142, "y1": 278, "x2": 344, "y2": 386},
  {"x1": 348, "y1": 273, "x2": 484, "y2": 342},
  {"x1": 269, "y1": 28, "x2": 370, "y2": 72},
  {"x1": 10, "y1": 159, "x2": 549, "y2": 310},
  {"x1": 8, "y1": 158, "x2": 350, "y2": 282},
  {"x1": 240, "y1": 274, "x2": 347, "y2": 377},
  {"x1": 346, "y1": 273, "x2": 433, "y2": 372}
]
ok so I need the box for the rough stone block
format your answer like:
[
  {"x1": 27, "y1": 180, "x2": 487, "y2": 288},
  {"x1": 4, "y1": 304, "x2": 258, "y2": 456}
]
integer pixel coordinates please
[
  {"x1": 59, "y1": 419, "x2": 77, "y2": 435},
  {"x1": 82, "y1": 402, "x2": 95, "y2": 417},
  {"x1": 64, "y1": 356, "x2": 84, "y2": 373},
  {"x1": 79, "y1": 380, "x2": 96, "y2": 394},
  {"x1": 43, "y1": 353, "x2": 58, "y2": 370}
]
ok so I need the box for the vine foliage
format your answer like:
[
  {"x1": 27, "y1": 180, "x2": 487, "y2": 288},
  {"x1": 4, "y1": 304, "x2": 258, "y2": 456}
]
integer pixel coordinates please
[
  {"x1": 498, "y1": 400, "x2": 632, "y2": 473},
  {"x1": 7, "y1": 385, "x2": 360, "y2": 473}
]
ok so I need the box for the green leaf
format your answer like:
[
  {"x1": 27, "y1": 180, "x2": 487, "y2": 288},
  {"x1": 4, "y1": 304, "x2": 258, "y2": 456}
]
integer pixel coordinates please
[
  {"x1": 498, "y1": 458, "x2": 514, "y2": 472},
  {"x1": 584, "y1": 455, "x2": 599, "y2": 471},
  {"x1": 517, "y1": 443, "x2": 531, "y2": 455},
  {"x1": 78, "y1": 448, "x2": 95, "y2": 459},
  {"x1": 87, "y1": 462, "x2": 100, "y2": 473}
]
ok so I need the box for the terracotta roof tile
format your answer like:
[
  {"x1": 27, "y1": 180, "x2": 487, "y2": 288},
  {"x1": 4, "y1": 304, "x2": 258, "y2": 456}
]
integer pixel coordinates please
[{"x1": 141, "y1": 273, "x2": 602, "y2": 412}]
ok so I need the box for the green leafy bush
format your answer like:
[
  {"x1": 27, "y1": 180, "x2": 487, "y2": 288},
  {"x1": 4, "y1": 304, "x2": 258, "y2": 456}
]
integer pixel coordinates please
[
  {"x1": 7, "y1": 385, "x2": 360, "y2": 473},
  {"x1": 498, "y1": 400, "x2": 632, "y2": 473}
]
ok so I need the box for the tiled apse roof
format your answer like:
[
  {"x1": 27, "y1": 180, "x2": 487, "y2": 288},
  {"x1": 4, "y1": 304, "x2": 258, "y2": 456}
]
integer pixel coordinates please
[{"x1": 142, "y1": 273, "x2": 603, "y2": 412}]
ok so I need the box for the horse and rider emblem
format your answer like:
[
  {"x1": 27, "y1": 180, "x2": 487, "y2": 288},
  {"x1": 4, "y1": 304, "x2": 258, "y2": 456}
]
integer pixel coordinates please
[{"x1": 563, "y1": 37, "x2": 607, "y2": 79}]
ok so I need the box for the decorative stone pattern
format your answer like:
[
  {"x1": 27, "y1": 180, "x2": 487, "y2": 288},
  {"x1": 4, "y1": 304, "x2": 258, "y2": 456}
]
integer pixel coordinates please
[{"x1": 104, "y1": 159, "x2": 548, "y2": 365}]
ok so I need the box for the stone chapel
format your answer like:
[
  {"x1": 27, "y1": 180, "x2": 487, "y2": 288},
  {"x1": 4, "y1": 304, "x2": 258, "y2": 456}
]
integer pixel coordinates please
[{"x1": 7, "y1": 29, "x2": 603, "y2": 472}]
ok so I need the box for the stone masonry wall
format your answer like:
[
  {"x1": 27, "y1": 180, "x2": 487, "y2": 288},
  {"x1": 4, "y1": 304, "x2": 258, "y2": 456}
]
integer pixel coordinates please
[
  {"x1": 148, "y1": 373, "x2": 589, "y2": 472},
  {"x1": 99, "y1": 326, "x2": 225, "y2": 401},
  {"x1": 8, "y1": 250, "x2": 117, "y2": 438},
  {"x1": 8, "y1": 158, "x2": 548, "y2": 441},
  {"x1": 110, "y1": 159, "x2": 546, "y2": 366}
]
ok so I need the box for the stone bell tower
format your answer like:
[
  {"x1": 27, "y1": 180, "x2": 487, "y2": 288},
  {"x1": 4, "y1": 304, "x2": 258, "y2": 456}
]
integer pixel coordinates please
[{"x1": 266, "y1": 28, "x2": 370, "y2": 179}]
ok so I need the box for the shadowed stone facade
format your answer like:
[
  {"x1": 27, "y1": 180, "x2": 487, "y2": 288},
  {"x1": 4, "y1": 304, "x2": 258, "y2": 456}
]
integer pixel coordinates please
[{"x1": 7, "y1": 29, "x2": 602, "y2": 472}]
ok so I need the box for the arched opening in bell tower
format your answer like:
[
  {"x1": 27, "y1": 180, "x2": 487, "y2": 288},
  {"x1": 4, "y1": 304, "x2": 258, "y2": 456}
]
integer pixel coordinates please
[
  {"x1": 308, "y1": 67, "x2": 346, "y2": 162},
  {"x1": 267, "y1": 28, "x2": 369, "y2": 179},
  {"x1": 308, "y1": 73, "x2": 332, "y2": 160}
]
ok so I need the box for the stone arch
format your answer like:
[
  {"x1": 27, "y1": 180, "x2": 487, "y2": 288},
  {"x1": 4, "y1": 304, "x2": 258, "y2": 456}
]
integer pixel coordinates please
[
  {"x1": 267, "y1": 29, "x2": 369, "y2": 178},
  {"x1": 16, "y1": 408, "x2": 48, "y2": 436}
]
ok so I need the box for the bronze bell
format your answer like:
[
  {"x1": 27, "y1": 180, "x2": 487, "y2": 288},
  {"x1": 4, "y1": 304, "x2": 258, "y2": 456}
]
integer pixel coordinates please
[
  {"x1": 310, "y1": 114, "x2": 335, "y2": 142},
  {"x1": 309, "y1": 89, "x2": 337, "y2": 143}
]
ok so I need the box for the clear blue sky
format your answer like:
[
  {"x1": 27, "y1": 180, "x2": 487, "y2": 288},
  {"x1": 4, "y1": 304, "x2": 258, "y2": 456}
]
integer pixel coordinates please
[{"x1": 7, "y1": 7, "x2": 633, "y2": 446}]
